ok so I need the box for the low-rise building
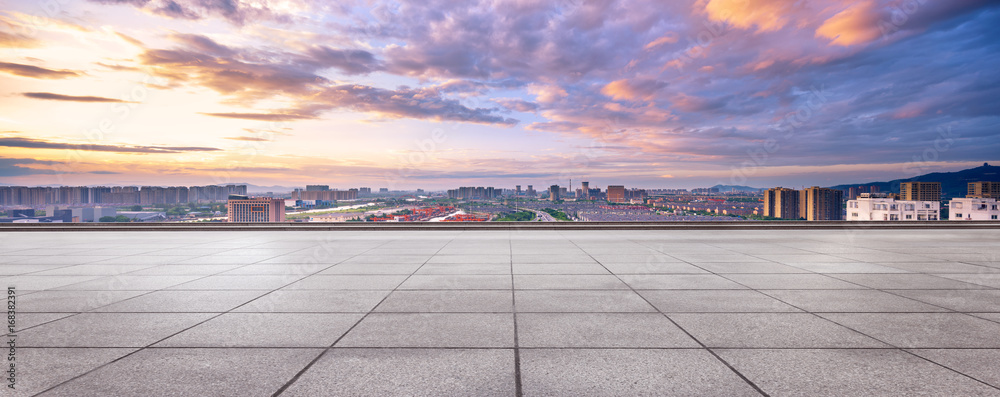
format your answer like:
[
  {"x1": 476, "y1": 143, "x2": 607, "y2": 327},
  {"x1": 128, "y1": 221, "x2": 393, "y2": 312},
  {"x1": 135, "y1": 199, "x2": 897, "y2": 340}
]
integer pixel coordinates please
[
  {"x1": 117, "y1": 211, "x2": 167, "y2": 222},
  {"x1": 226, "y1": 195, "x2": 286, "y2": 222},
  {"x1": 47, "y1": 206, "x2": 117, "y2": 222},
  {"x1": 310, "y1": 212, "x2": 366, "y2": 222},
  {"x1": 949, "y1": 197, "x2": 999, "y2": 220},
  {"x1": 846, "y1": 193, "x2": 940, "y2": 221}
]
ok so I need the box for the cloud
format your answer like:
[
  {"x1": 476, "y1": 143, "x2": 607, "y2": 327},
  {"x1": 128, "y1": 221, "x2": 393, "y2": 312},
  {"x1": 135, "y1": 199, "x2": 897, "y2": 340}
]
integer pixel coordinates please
[
  {"x1": 19, "y1": 0, "x2": 998, "y2": 186},
  {"x1": 815, "y1": 1, "x2": 883, "y2": 46},
  {"x1": 699, "y1": 0, "x2": 799, "y2": 32},
  {"x1": 601, "y1": 79, "x2": 668, "y2": 101},
  {"x1": 0, "y1": 31, "x2": 38, "y2": 48},
  {"x1": 155, "y1": 0, "x2": 202, "y2": 20},
  {"x1": 314, "y1": 84, "x2": 519, "y2": 125},
  {"x1": 0, "y1": 136, "x2": 222, "y2": 154},
  {"x1": 21, "y1": 92, "x2": 131, "y2": 103},
  {"x1": 644, "y1": 33, "x2": 679, "y2": 50},
  {"x1": 224, "y1": 136, "x2": 271, "y2": 141},
  {"x1": 0, "y1": 157, "x2": 120, "y2": 177},
  {"x1": 87, "y1": 0, "x2": 297, "y2": 25},
  {"x1": 202, "y1": 112, "x2": 316, "y2": 121},
  {"x1": 169, "y1": 33, "x2": 233, "y2": 56},
  {"x1": 494, "y1": 98, "x2": 540, "y2": 113},
  {"x1": 133, "y1": 33, "x2": 518, "y2": 125},
  {"x1": 0, "y1": 62, "x2": 81, "y2": 79},
  {"x1": 304, "y1": 46, "x2": 382, "y2": 75},
  {"x1": 95, "y1": 62, "x2": 141, "y2": 72},
  {"x1": 114, "y1": 32, "x2": 144, "y2": 46}
]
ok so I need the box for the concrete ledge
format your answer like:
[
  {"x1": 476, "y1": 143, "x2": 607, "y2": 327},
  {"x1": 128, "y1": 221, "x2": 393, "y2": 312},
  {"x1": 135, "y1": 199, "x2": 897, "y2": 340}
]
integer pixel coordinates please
[{"x1": 1, "y1": 221, "x2": 999, "y2": 231}]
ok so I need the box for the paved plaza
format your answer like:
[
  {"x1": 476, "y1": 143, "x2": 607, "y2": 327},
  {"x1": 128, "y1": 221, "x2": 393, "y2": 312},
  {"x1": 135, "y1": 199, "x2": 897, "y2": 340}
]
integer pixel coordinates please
[{"x1": 2, "y1": 228, "x2": 1000, "y2": 396}]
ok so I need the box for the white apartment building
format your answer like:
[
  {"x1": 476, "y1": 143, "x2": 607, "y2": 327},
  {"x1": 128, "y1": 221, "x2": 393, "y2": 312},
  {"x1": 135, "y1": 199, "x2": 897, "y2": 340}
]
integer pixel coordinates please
[
  {"x1": 846, "y1": 193, "x2": 940, "y2": 221},
  {"x1": 949, "y1": 197, "x2": 1000, "y2": 220}
]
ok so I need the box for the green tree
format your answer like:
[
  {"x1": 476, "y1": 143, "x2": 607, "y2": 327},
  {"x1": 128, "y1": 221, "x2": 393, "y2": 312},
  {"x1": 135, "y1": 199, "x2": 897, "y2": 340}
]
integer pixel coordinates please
[
  {"x1": 115, "y1": 215, "x2": 130, "y2": 222},
  {"x1": 130, "y1": 205, "x2": 143, "y2": 211},
  {"x1": 99, "y1": 216, "x2": 116, "y2": 222}
]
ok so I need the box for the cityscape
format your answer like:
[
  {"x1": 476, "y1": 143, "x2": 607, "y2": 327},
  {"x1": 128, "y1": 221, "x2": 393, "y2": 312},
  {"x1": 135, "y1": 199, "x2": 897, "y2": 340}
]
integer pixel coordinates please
[{"x1": 2, "y1": 167, "x2": 999, "y2": 223}]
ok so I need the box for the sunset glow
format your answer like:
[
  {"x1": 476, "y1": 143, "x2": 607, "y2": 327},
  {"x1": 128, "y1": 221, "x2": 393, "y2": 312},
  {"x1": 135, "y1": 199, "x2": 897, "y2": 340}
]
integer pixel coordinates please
[{"x1": 1, "y1": 0, "x2": 997, "y2": 189}]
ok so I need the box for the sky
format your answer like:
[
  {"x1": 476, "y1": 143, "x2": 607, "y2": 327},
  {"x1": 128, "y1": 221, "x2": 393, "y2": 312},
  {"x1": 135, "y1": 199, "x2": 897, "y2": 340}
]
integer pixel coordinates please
[{"x1": 1, "y1": 0, "x2": 998, "y2": 191}]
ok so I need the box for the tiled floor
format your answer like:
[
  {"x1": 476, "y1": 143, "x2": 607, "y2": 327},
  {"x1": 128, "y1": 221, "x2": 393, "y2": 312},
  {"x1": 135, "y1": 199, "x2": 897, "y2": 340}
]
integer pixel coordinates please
[{"x1": 3, "y1": 229, "x2": 1000, "y2": 396}]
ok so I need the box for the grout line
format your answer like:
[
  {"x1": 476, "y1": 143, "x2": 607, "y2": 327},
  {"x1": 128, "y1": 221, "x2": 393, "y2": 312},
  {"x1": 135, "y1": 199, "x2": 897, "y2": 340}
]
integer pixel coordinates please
[
  {"x1": 564, "y1": 232, "x2": 771, "y2": 397},
  {"x1": 510, "y1": 229, "x2": 523, "y2": 397},
  {"x1": 30, "y1": 237, "x2": 395, "y2": 396},
  {"x1": 701, "y1": 241, "x2": 1000, "y2": 393},
  {"x1": 270, "y1": 233, "x2": 462, "y2": 396}
]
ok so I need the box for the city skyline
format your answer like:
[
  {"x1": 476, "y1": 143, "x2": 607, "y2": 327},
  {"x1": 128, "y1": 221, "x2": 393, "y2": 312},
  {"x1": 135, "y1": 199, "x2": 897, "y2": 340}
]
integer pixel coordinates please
[{"x1": 2, "y1": 1, "x2": 999, "y2": 189}]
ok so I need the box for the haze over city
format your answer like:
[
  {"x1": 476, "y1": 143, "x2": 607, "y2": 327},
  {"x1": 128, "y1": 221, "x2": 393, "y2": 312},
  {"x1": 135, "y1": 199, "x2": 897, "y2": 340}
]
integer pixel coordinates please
[{"x1": 2, "y1": 0, "x2": 999, "y2": 189}]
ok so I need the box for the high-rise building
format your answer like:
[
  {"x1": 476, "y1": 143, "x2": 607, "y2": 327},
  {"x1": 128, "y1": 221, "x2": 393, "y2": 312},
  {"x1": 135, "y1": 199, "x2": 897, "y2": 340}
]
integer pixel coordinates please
[
  {"x1": 515, "y1": 185, "x2": 521, "y2": 196},
  {"x1": 446, "y1": 187, "x2": 500, "y2": 200},
  {"x1": 379, "y1": 188, "x2": 389, "y2": 193},
  {"x1": 306, "y1": 185, "x2": 330, "y2": 191},
  {"x1": 607, "y1": 185, "x2": 626, "y2": 203},
  {"x1": 967, "y1": 181, "x2": 1000, "y2": 199},
  {"x1": 579, "y1": 181, "x2": 589, "y2": 199},
  {"x1": 846, "y1": 186, "x2": 859, "y2": 201},
  {"x1": 763, "y1": 187, "x2": 800, "y2": 219},
  {"x1": 226, "y1": 195, "x2": 286, "y2": 222},
  {"x1": 899, "y1": 182, "x2": 941, "y2": 202},
  {"x1": 526, "y1": 185, "x2": 536, "y2": 197},
  {"x1": 799, "y1": 186, "x2": 843, "y2": 220},
  {"x1": 293, "y1": 189, "x2": 358, "y2": 201},
  {"x1": 548, "y1": 185, "x2": 560, "y2": 201},
  {"x1": 359, "y1": 187, "x2": 372, "y2": 195}
]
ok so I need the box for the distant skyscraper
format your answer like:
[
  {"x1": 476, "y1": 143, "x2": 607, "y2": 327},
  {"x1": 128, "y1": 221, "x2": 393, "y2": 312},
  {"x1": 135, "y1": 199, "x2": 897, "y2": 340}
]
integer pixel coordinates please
[
  {"x1": 847, "y1": 186, "x2": 859, "y2": 200},
  {"x1": 968, "y1": 181, "x2": 1000, "y2": 199},
  {"x1": 607, "y1": 185, "x2": 625, "y2": 203},
  {"x1": 227, "y1": 195, "x2": 286, "y2": 222},
  {"x1": 763, "y1": 187, "x2": 800, "y2": 219},
  {"x1": 580, "y1": 181, "x2": 589, "y2": 199},
  {"x1": 293, "y1": 189, "x2": 357, "y2": 201},
  {"x1": 359, "y1": 187, "x2": 372, "y2": 195},
  {"x1": 526, "y1": 185, "x2": 536, "y2": 197},
  {"x1": 900, "y1": 182, "x2": 941, "y2": 202},
  {"x1": 379, "y1": 188, "x2": 389, "y2": 193},
  {"x1": 306, "y1": 185, "x2": 330, "y2": 191},
  {"x1": 516, "y1": 185, "x2": 521, "y2": 195},
  {"x1": 548, "y1": 185, "x2": 560, "y2": 201},
  {"x1": 800, "y1": 186, "x2": 843, "y2": 220}
]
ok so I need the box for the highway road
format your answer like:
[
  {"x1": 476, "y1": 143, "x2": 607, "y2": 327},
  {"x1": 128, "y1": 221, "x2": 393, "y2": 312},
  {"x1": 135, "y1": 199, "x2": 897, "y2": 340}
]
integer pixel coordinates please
[{"x1": 526, "y1": 208, "x2": 558, "y2": 222}]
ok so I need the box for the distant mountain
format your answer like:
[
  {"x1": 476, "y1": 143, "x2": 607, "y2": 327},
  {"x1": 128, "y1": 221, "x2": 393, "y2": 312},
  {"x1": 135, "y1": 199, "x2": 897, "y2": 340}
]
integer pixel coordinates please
[
  {"x1": 827, "y1": 163, "x2": 1000, "y2": 198},
  {"x1": 710, "y1": 184, "x2": 766, "y2": 192}
]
